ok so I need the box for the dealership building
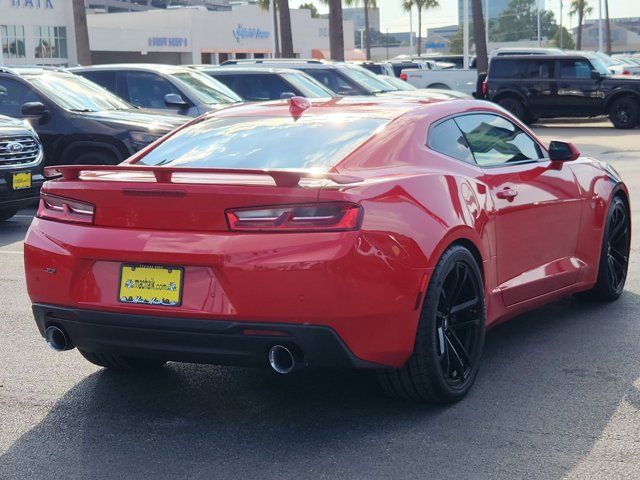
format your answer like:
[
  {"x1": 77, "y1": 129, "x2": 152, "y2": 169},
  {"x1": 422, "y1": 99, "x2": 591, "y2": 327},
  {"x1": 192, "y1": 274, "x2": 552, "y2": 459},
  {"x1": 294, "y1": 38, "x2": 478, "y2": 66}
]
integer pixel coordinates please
[{"x1": 1, "y1": 1, "x2": 357, "y2": 66}]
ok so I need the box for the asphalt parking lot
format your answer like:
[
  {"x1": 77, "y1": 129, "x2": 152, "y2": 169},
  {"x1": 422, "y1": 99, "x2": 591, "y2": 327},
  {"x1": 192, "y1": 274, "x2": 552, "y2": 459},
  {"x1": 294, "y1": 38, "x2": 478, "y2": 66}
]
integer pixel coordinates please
[{"x1": 1, "y1": 119, "x2": 640, "y2": 480}]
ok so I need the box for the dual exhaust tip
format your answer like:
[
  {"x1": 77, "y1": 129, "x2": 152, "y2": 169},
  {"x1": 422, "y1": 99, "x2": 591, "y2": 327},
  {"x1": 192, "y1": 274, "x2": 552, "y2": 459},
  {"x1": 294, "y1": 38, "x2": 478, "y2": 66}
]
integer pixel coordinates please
[
  {"x1": 45, "y1": 325, "x2": 73, "y2": 352},
  {"x1": 45, "y1": 326, "x2": 302, "y2": 374},
  {"x1": 268, "y1": 345, "x2": 301, "y2": 374}
]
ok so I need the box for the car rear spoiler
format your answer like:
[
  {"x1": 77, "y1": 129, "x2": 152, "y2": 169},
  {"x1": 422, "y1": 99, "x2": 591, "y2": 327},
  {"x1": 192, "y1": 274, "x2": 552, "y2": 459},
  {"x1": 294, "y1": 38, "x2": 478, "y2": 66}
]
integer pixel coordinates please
[{"x1": 44, "y1": 165, "x2": 363, "y2": 188}]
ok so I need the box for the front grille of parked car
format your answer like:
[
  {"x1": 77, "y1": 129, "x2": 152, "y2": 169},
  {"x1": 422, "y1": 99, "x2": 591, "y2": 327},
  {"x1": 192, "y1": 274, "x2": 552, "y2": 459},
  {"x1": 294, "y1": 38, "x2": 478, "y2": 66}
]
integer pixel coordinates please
[{"x1": 0, "y1": 135, "x2": 42, "y2": 168}]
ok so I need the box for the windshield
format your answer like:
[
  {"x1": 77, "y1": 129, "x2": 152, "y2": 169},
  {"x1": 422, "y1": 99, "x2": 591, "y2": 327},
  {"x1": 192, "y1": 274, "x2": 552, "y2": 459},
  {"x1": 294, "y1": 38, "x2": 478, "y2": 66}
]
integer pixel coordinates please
[
  {"x1": 27, "y1": 73, "x2": 131, "y2": 112},
  {"x1": 380, "y1": 76, "x2": 417, "y2": 91},
  {"x1": 589, "y1": 57, "x2": 611, "y2": 76},
  {"x1": 281, "y1": 72, "x2": 335, "y2": 98},
  {"x1": 340, "y1": 65, "x2": 394, "y2": 93},
  {"x1": 137, "y1": 114, "x2": 388, "y2": 170},
  {"x1": 170, "y1": 71, "x2": 242, "y2": 105}
]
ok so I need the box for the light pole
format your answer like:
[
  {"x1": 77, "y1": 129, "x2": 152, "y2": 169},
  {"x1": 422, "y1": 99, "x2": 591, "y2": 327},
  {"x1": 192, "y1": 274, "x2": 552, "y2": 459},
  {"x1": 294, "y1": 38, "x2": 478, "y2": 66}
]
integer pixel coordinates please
[
  {"x1": 537, "y1": 0, "x2": 541, "y2": 47},
  {"x1": 409, "y1": 5, "x2": 414, "y2": 56},
  {"x1": 598, "y1": 0, "x2": 603, "y2": 51},
  {"x1": 559, "y1": 0, "x2": 563, "y2": 50},
  {"x1": 463, "y1": 0, "x2": 469, "y2": 69},
  {"x1": 269, "y1": 0, "x2": 277, "y2": 58},
  {"x1": 485, "y1": 0, "x2": 489, "y2": 50}
]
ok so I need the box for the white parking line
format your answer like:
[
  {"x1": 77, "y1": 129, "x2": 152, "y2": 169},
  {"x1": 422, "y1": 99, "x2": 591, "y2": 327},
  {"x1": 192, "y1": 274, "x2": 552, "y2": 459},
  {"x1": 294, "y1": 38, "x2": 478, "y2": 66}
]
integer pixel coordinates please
[{"x1": 0, "y1": 251, "x2": 23, "y2": 255}]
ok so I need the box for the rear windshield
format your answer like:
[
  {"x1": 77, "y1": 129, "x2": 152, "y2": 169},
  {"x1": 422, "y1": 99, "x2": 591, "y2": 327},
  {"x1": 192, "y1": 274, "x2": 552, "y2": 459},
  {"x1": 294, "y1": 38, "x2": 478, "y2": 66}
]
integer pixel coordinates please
[{"x1": 137, "y1": 114, "x2": 388, "y2": 170}]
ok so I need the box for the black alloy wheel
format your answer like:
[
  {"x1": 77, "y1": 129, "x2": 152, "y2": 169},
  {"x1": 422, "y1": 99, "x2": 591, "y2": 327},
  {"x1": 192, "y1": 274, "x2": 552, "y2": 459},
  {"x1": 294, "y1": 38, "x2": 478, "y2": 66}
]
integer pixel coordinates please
[
  {"x1": 378, "y1": 245, "x2": 486, "y2": 403},
  {"x1": 577, "y1": 195, "x2": 630, "y2": 301},
  {"x1": 436, "y1": 260, "x2": 484, "y2": 388},
  {"x1": 604, "y1": 199, "x2": 630, "y2": 295},
  {"x1": 609, "y1": 97, "x2": 639, "y2": 129}
]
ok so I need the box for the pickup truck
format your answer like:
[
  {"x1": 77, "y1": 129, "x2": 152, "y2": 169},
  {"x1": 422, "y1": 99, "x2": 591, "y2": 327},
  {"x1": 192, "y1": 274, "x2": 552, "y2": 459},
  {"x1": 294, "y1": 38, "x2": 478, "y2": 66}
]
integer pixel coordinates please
[{"x1": 400, "y1": 68, "x2": 478, "y2": 95}]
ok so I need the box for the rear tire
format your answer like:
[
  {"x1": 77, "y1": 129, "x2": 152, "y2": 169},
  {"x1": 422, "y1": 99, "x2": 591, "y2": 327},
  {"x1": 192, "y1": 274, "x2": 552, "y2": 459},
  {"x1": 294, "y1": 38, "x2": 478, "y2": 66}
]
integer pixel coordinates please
[
  {"x1": 496, "y1": 96, "x2": 529, "y2": 122},
  {"x1": 576, "y1": 195, "x2": 630, "y2": 302},
  {"x1": 378, "y1": 245, "x2": 486, "y2": 403},
  {"x1": 608, "y1": 97, "x2": 639, "y2": 129},
  {"x1": 79, "y1": 349, "x2": 167, "y2": 371},
  {"x1": 428, "y1": 83, "x2": 450, "y2": 89},
  {"x1": 0, "y1": 207, "x2": 19, "y2": 222}
]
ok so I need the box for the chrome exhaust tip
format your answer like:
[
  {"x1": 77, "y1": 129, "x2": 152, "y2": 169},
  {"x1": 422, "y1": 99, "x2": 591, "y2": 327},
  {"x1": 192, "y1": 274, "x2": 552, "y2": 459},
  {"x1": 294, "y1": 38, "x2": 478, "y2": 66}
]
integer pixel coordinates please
[
  {"x1": 268, "y1": 345, "x2": 297, "y2": 374},
  {"x1": 45, "y1": 325, "x2": 72, "y2": 352}
]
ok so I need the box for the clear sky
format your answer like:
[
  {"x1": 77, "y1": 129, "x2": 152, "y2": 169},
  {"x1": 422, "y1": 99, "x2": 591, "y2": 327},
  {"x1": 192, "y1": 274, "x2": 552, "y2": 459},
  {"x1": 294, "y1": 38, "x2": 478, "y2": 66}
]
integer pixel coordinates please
[{"x1": 312, "y1": 0, "x2": 640, "y2": 34}]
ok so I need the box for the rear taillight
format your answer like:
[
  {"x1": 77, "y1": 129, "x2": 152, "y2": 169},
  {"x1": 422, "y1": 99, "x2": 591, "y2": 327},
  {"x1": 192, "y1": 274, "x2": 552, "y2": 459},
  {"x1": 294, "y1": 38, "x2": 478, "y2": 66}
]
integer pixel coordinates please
[
  {"x1": 400, "y1": 73, "x2": 408, "y2": 81},
  {"x1": 482, "y1": 80, "x2": 488, "y2": 95},
  {"x1": 623, "y1": 70, "x2": 631, "y2": 75},
  {"x1": 226, "y1": 203, "x2": 362, "y2": 232},
  {"x1": 37, "y1": 193, "x2": 95, "y2": 225}
]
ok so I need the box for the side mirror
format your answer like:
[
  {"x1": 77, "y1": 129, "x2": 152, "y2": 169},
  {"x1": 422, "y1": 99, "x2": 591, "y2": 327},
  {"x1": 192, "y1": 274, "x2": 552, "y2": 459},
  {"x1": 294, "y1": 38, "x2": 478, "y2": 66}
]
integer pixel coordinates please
[
  {"x1": 164, "y1": 93, "x2": 189, "y2": 107},
  {"x1": 21, "y1": 101, "x2": 48, "y2": 117},
  {"x1": 590, "y1": 70, "x2": 602, "y2": 80},
  {"x1": 280, "y1": 92, "x2": 296, "y2": 100},
  {"x1": 549, "y1": 141, "x2": 580, "y2": 161}
]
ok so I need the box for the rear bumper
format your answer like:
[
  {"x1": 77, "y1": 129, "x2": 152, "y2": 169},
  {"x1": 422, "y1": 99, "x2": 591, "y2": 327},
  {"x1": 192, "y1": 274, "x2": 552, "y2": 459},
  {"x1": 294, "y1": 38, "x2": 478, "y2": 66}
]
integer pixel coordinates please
[{"x1": 33, "y1": 304, "x2": 380, "y2": 369}]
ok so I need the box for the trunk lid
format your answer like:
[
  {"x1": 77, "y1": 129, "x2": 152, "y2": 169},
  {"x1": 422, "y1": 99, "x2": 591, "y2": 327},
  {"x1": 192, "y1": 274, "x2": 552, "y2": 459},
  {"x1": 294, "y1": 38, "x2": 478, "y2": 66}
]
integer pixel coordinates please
[{"x1": 41, "y1": 165, "x2": 362, "y2": 232}]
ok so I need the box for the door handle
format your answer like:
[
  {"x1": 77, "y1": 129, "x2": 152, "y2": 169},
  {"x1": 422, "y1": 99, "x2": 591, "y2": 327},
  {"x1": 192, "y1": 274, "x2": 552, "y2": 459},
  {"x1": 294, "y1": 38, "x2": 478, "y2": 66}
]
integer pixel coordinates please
[{"x1": 496, "y1": 187, "x2": 518, "y2": 200}]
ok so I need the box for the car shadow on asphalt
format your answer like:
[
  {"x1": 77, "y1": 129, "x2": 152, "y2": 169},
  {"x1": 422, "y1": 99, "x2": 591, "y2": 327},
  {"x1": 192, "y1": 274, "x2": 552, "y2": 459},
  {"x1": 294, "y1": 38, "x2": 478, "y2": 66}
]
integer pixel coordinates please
[{"x1": 2, "y1": 291, "x2": 640, "y2": 479}]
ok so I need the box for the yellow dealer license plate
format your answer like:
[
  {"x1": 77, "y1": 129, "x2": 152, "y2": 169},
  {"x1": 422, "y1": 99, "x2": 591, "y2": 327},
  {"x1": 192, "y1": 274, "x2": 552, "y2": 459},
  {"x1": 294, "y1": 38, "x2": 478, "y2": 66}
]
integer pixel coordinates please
[
  {"x1": 118, "y1": 264, "x2": 183, "y2": 307},
  {"x1": 12, "y1": 172, "x2": 31, "y2": 190}
]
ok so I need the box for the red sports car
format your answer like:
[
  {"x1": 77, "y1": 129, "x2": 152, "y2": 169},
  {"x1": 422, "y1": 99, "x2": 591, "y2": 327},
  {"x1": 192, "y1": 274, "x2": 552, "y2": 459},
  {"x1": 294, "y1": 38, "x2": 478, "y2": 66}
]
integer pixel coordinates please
[{"x1": 24, "y1": 97, "x2": 630, "y2": 403}]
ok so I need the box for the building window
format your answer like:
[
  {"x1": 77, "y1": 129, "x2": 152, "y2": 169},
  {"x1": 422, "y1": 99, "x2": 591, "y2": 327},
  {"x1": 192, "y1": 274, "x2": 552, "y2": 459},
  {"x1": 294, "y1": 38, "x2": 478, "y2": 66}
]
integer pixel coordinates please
[
  {"x1": 1, "y1": 25, "x2": 26, "y2": 59},
  {"x1": 34, "y1": 26, "x2": 68, "y2": 60}
]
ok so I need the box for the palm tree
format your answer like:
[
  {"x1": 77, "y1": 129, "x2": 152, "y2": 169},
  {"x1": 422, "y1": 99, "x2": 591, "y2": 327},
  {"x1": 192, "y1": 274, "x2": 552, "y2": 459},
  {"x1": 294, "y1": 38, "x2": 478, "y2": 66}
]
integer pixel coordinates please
[
  {"x1": 328, "y1": 0, "x2": 345, "y2": 61},
  {"x1": 345, "y1": 0, "x2": 377, "y2": 60},
  {"x1": 277, "y1": 0, "x2": 294, "y2": 57},
  {"x1": 257, "y1": 0, "x2": 280, "y2": 57},
  {"x1": 604, "y1": 0, "x2": 611, "y2": 55},
  {"x1": 72, "y1": 0, "x2": 91, "y2": 65},
  {"x1": 401, "y1": 0, "x2": 439, "y2": 56},
  {"x1": 569, "y1": 0, "x2": 593, "y2": 50},
  {"x1": 471, "y1": 0, "x2": 488, "y2": 73}
]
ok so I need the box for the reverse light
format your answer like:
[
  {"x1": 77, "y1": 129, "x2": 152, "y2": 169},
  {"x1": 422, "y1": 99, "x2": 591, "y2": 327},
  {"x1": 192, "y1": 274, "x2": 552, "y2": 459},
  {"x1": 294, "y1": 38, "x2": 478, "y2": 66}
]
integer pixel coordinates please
[
  {"x1": 37, "y1": 193, "x2": 95, "y2": 225},
  {"x1": 226, "y1": 203, "x2": 363, "y2": 232}
]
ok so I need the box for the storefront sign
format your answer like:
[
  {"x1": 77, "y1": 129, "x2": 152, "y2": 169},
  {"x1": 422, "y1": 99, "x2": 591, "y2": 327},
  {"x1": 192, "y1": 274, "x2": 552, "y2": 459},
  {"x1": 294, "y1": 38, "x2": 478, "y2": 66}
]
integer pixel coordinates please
[
  {"x1": 11, "y1": 0, "x2": 54, "y2": 7},
  {"x1": 425, "y1": 42, "x2": 446, "y2": 49},
  {"x1": 148, "y1": 37, "x2": 189, "y2": 48},
  {"x1": 232, "y1": 24, "x2": 270, "y2": 43}
]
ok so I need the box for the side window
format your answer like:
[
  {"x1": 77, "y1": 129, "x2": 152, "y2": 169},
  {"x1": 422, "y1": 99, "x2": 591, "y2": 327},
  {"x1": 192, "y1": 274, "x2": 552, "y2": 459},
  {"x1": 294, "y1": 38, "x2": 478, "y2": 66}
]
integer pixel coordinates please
[
  {"x1": 123, "y1": 71, "x2": 182, "y2": 109},
  {"x1": 0, "y1": 78, "x2": 41, "y2": 117},
  {"x1": 490, "y1": 60, "x2": 524, "y2": 79},
  {"x1": 560, "y1": 60, "x2": 592, "y2": 79},
  {"x1": 455, "y1": 114, "x2": 544, "y2": 167},
  {"x1": 428, "y1": 119, "x2": 475, "y2": 164},
  {"x1": 302, "y1": 69, "x2": 359, "y2": 95},
  {"x1": 78, "y1": 70, "x2": 117, "y2": 94},
  {"x1": 524, "y1": 60, "x2": 555, "y2": 79}
]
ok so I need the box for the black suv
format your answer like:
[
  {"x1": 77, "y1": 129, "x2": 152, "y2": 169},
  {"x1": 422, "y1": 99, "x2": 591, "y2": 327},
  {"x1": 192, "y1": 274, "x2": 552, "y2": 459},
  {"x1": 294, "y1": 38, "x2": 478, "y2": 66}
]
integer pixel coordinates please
[
  {"x1": 0, "y1": 67, "x2": 187, "y2": 165},
  {"x1": 195, "y1": 67, "x2": 335, "y2": 101},
  {"x1": 485, "y1": 54, "x2": 640, "y2": 128},
  {"x1": 70, "y1": 64, "x2": 242, "y2": 117},
  {"x1": 0, "y1": 114, "x2": 43, "y2": 222}
]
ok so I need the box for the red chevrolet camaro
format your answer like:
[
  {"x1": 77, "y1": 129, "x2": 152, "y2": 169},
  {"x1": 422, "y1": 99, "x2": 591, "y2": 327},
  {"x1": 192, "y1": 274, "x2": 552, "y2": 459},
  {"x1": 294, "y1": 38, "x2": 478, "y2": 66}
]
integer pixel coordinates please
[{"x1": 24, "y1": 96, "x2": 630, "y2": 403}]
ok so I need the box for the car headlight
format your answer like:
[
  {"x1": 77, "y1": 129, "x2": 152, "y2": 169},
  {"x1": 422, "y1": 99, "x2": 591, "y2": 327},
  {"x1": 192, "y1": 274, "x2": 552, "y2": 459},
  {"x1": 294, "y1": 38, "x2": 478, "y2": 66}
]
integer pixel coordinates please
[{"x1": 129, "y1": 131, "x2": 164, "y2": 148}]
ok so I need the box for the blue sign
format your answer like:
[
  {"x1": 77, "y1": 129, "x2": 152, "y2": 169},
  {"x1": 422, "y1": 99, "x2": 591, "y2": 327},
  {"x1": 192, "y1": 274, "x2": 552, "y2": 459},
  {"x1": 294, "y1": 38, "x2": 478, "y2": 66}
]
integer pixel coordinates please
[
  {"x1": 11, "y1": 0, "x2": 54, "y2": 7},
  {"x1": 426, "y1": 42, "x2": 446, "y2": 49},
  {"x1": 148, "y1": 37, "x2": 189, "y2": 48},
  {"x1": 232, "y1": 24, "x2": 270, "y2": 43}
]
